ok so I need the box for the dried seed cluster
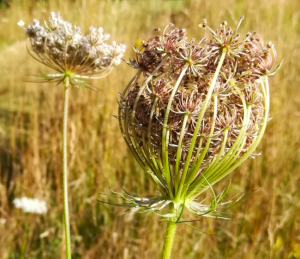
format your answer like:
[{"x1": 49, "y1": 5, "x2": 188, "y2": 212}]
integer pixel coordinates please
[
  {"x1": 119, "y1": 17, "x2": 277, "y2": 203},
  {"x1": 19, "y1": 12, "x2": 125, "y2": 85}
]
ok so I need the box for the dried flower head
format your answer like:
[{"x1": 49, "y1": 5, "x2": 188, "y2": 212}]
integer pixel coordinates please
[
  {"x1": 19, "y1": 12, "x2": 126, "y2": 88},
  {"x1": 117, "y1": 17, "x2": 280, "y2": 219},
  {"x1": 13, "y1": 197, "x2": 47, "y2": 214}
]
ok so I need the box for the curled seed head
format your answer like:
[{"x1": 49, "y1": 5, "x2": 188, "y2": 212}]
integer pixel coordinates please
[{"x1": 119, "y1": 17, "x2": 278, "y2": 204}]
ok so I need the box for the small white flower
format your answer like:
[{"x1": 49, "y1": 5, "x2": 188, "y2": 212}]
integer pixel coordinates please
[
  {"x1": 33, "y1": 19, "x2": 39, "y2": 26},
  {"x1": 17, "y1": 20, "x2": 25, "y2": 27},
  {"x1": 13, "y1": 196, "x2": 47, "y2": 214},
  {"x1": 108, "y1": 42, "x2": 126, "y2": 66}
]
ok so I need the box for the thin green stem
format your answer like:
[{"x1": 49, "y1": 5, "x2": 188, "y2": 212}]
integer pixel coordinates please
[
  {"x1": 217, "y1": 77, "x2": 269, "y2": 175},
  {"x1": 128, "y1": 57, "x2": 169, "y2": 188},
  {"x1": 162, "y1": 63, "x2": 189, "y2": 199},
  {"x1": 148, "y1": 97, "x2": 160, "y2": 171},
  {"x1": 185, "y1": 95, "x2": 218, "y2": 188},
  {"x1": 187, "y1": 76, "x2": 269, "y2": 199},
  {"x1": 201, "y1": 128, "x2": 229, "y2": 177},
  {"x1": 176, "y1": 48, "x2": 227, "y2": 201},
  {"x1": 186, "y1": 88, "x2": 249, "y2": 198},
  {"x1": 199, "y1": 86, "x2": 248, "y2": 180},
  {"x1": 119, "y1": 70, "x2": 149, "y2": 173},
  {"x1": 62, "y1": 77, "x2": 72, "y2": 259},
  {"x1": 161, "y1": 221, "x2": 177, "y2": 259},
  {"x1": 20, "y1": 215, "x2": 29, "y2": 259},
  {"x1": 175, "y1": 113, "x2": 189, "y2": 193}
]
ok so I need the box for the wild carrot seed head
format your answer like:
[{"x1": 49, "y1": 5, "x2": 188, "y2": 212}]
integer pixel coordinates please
[{"x1": 117, "y1": 17, "x2": 279, "y2": 217}]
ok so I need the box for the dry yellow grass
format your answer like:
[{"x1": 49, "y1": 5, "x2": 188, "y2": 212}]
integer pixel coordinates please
[{"x1": 0, "y1": 0, "x2": 299, "y2": 258}]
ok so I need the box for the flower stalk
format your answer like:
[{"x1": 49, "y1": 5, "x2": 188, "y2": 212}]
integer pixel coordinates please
[
  {"x1": 19, "y1": 12, "x2": 125, "y2": 259},
  {"x1": 115, "y1": 16, "x2": 280, "y2": 259},
  {"x1": 62, "y1": 77, "x2": 71, "y2": 259},
  {"x1": 161, "y1": 220, "x2": 177, "y2": 259},
  {"x1": 20, "y1": 215, "x2": 29, "y2": 259}
]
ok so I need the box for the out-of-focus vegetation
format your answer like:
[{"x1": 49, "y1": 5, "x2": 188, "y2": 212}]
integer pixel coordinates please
[{"x1": 0, "y1": 0, "x2": 299, "y2": 258}]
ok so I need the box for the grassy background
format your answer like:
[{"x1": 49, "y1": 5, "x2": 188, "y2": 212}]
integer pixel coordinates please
[{"x1": 0, "y1": 0, "x2": 299, "y2": 258}]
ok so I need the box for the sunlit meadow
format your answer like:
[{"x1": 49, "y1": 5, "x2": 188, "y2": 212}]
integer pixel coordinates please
[{"x1": 0, "y1": 0, "x2": 299, "y2": 258}]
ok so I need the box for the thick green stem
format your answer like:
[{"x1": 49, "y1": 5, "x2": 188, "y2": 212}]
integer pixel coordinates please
[
  {"x1": 62, "y1": 77, "x2": 72, "y2": 259},
  {"x1": 161, "y1": 221, "x2": 177, "y2": 259}
]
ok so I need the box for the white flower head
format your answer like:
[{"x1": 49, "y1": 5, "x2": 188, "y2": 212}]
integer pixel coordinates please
[
  {"x1": 32, "y1": 19, "x2": 39, "y2": 26},
  {"x1": 17, "y1": 20, "x2": 25, "y2": 27},
  {"x1": 89, "y1": 26, "x2": 110, "y2": 46},
  {"x1": 21, "y1": 12, "x2": 126, "y2": 88},
  {"x1": 13, "y1": 197, "x2": 47, "y2": 214},
  {"x1": 108, "y1": 42, "x2": 126, "y2": 66}
]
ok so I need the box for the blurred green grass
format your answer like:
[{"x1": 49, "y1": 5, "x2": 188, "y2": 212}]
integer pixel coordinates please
[{"x1": 0, "y1": 0, "x2": 299, "y2": 258}]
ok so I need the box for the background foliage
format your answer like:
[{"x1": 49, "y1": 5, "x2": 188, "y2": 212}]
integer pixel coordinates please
[{"x1": 0, "y1": 0, "x2": 299, "y2": 258}]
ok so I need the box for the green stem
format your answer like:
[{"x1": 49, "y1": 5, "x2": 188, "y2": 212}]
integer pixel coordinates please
[
  {"x1": 20, "y1": 215, "x2": 29, "y2": 259},
  {"x1": 176, "y1": 48, "x2": 227, "y2": 201},
  {"x1": 162, "y1": 63, "x2": 189, "y2": 199},
  {"x1": 161, "y1": 221, "x2": 177, "y2": 259},
  {"x1": 175, "y1": 113, "x2": 189, "y2": 193},
  {"x1": 62, "y1": 77, "x2": 72, "y2": 259}
]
